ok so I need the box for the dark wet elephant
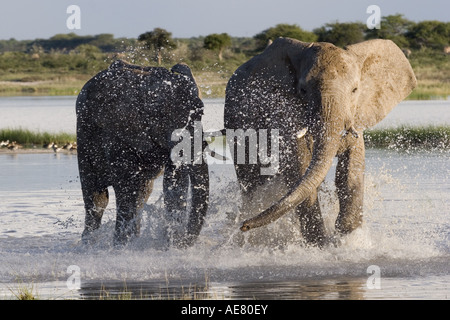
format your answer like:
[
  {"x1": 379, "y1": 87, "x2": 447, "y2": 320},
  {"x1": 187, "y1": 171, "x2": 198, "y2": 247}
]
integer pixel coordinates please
[
  {"x1": 76, "y1": 60, "x2": 209, "y2": 247},
  {"x1": 225, "y1": 38, "x2": 416, "y2": 247}
]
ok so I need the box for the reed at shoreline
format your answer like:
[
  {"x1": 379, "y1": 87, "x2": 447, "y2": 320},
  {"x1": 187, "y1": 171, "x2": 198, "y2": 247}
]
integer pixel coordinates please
[
  {"x1": 0, "y1": 128, "x2": 76, "y2": 149},
  {"x1": 1, "y1": 126, "x2": 449, "y2": 151},
  {"x1": 364, "y1": 125, "x2": 450, "y2": 150}
]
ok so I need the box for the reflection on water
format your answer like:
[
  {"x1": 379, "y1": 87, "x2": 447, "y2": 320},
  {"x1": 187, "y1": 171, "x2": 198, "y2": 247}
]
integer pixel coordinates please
[
  {"x1": 4, "y1": 274, "x2": 450, "y2": 300},
  {"x1": 0, "y1": 97, "x2": 449, "y2": 134},
  {"x1": 42, "y1": 278, "x2": 375, "y2": 300},
  {"x1": 0, "y1": 152, "x2": 79, "y2": 192}
]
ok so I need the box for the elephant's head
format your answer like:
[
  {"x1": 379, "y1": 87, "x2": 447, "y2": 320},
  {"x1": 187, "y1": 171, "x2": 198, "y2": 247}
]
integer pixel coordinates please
[{"x1": 229, "y1": 37, "x2": 416, "y2": 232}]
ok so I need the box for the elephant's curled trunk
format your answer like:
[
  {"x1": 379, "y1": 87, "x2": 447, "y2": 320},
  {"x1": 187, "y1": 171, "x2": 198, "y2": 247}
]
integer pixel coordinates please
[{"x1": 240, "y1": 124, "x2": 341, "y2": 231}]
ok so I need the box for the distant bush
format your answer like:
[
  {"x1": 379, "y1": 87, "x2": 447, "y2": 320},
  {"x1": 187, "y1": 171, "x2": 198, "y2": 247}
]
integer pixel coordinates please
[
  {"x1": 407, "y1": 20, "x2": 450, "y2": 50},
  {"x1": 314, "y1": 22, "x2": 367, "y2": 47},
  {"x1": 0, "y1": 17, "x2": 448, "y2": 99},
  {"x1": 254, "y1": 24, "x2": 317, "y2": 50},
  {"x1": 365, "y1": 14, "x2": 415, "y2": 48}
]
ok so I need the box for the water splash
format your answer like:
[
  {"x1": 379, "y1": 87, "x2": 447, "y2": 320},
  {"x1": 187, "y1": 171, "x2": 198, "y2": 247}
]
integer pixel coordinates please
[{"x1": 0, "y1": 149, "x2": 448, "y2": 297}]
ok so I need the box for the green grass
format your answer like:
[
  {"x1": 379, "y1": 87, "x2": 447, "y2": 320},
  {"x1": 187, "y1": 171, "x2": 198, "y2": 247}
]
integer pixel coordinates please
[
  {"x1": 0, "y1": 128, "x2": 76, "y2": 148},
  {"x1": 364, "y1": 125, "x2": 450, "y2": 150},
  {"x1": 408, "y1": 79, "x2": 450, "y2": 100},
  {"x1": 407, "y1": 49, "x2": 450, "y2": 100},
  {"x1": 2, "y1": 127, "x2": 449, "y2": 151},
  {"x1": 7, "y1": 282, "x2": 39, "y2": 300},
  {"x1": 209, "y1": 127, "x2": 450, "y2": 151}
]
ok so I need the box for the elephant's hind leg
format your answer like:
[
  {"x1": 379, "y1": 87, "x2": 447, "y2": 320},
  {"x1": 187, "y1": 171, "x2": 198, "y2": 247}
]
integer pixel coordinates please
[
  {"x1": 335, "y1": 136, "x2": 365, "y2": 234},
  {"x1": 81, "y1": 187, "x2": 109, "y2": 243}
]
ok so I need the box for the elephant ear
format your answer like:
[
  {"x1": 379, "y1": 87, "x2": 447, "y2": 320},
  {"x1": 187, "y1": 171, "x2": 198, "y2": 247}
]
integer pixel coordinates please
[
  {"x1": 171, "y1": 63, "x2": 194, "y2": 80},
  {"x1": 171, "y1": 63, "x2": 202, "y2": 99},
  {"x1": 346, "y1": 39, "x2": 417, "y2": 129}
]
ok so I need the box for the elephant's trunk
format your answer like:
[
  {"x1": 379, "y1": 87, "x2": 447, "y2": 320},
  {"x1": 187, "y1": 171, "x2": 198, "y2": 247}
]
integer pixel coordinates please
[{"x1": 240, "y1": 115, "x2": 342, "y2": 231}]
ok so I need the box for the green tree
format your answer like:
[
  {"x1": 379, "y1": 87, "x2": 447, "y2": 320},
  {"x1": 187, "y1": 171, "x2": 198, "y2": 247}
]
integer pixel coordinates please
[
  {"x1": 407, "y1": 20, "x2": 450, "y2": 50},
  {"x1": 138, "y1": 28, "x2": 177, "y2": 65},
  {"x1": 203, "y1": 33, "x2": 231, "y2": 61},
  {"x1": 254, "y1": 24, "x2": 317, "y2": 50},
  {"x1": 314, "y1": 22, "x2": 366, "y2": 47},
  {"x1": 365, "y1": 14, "x2": 415, "y2": 48}
]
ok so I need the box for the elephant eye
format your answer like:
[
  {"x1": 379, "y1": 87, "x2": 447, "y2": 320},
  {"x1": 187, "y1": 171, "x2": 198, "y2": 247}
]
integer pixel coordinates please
[
  {"x1": 300, "y1": 88, "x2": 307, "y2": 95},
  {"x1": 352, "y1": 87, "x2": 358, "y2": 93}
]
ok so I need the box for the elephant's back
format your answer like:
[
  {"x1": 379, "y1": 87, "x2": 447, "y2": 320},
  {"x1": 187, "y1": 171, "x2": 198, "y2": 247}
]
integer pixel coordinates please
[{"x1": 78, "y1": 68, "x2": 175, "y2": 129}]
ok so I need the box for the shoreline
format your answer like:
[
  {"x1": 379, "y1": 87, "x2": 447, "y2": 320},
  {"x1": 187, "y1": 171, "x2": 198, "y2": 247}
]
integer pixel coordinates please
[
  {"x1": 0, "y1": 148, "x2": 77, "y2": 154},
  {"x1": 0, "y1": 77, "x2": 447, "y2": 101}
]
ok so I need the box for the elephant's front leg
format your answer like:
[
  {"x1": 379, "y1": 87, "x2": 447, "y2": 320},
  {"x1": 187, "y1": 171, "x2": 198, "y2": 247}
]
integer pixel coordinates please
[
  {"x1": 113, "y1": 177, "x2": 152, "y2": 246},
  {"x1": 185, "y1": 161, "x2": 209, "y2": 245},
  {"x1": 294, "y1": 136, "x2": 326, "y2": 247},
  {"x1": 335, "y1": 135, "x2": 365, "y2": 234}
]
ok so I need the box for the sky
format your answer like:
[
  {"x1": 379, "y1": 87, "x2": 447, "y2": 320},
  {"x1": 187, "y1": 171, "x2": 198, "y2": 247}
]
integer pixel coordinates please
[{"x1": 0, "y1": 0, "x2": 449, "y2": 40}]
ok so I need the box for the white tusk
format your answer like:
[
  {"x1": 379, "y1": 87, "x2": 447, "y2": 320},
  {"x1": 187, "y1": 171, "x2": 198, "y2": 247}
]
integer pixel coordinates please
[
  {"x1": 296, "y1": 127, "x2": 308, "y2": 139},
  {"x1": 348, "y1": 126, "x2": 359, "y2": 139},
  {"x1": 341, "y1": 126, "x2": 359, "y2": 139}
]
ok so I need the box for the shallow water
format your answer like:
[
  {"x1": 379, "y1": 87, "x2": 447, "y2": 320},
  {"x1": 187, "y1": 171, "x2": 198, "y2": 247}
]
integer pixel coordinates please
[
  {"x1": 0, "y1": 96, "x2": 449, "y2": 134},
  {"x1": 0, "y1": 97, "x2": 449, "y2": 300}
]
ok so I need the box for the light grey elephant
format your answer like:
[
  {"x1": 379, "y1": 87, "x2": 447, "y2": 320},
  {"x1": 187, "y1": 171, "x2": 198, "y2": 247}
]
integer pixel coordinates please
[
  {"x1": 224, "y1": 37, "x2": 417, "y2": 247},
  {"x1": 76, "y1": 60, "x2": 209, "y2": 247}
]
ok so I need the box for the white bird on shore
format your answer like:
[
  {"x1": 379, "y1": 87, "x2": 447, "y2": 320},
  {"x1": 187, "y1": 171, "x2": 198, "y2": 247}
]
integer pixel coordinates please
[
  {"x1": 7, "y1": 141, "x2": 22, "y2": 151},
  {"x1": 52, "y1": 144, "x2": 62, "y2": 153},
  {"x1": 43, "y1": 142, "x2": 55, "y2": 149},
  {"x1": 0, "y1": 140, "x2": 9, "y2": 147},
  {"x1": 62, "y1": 142, "x2": 73, "y2": 150}
]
